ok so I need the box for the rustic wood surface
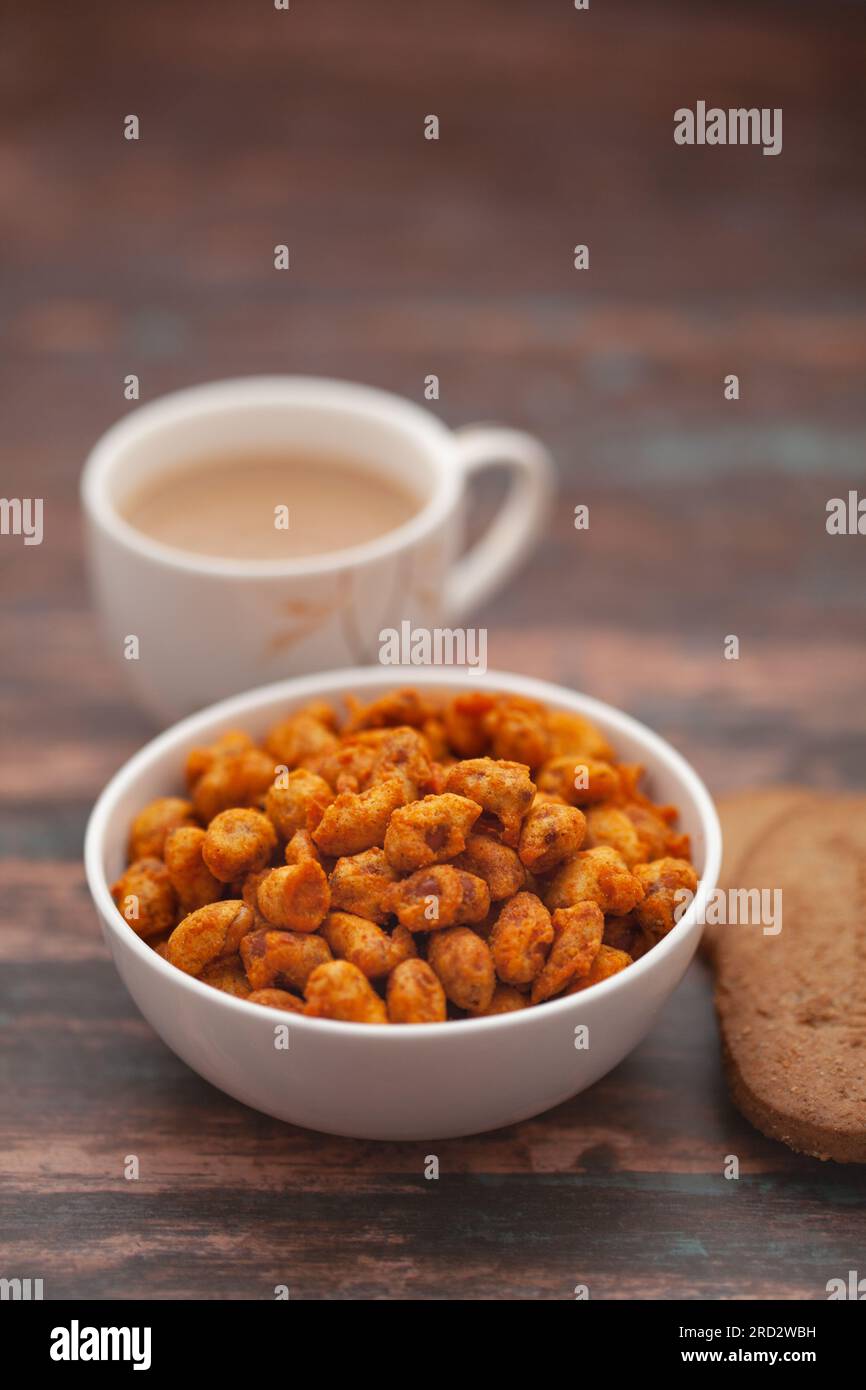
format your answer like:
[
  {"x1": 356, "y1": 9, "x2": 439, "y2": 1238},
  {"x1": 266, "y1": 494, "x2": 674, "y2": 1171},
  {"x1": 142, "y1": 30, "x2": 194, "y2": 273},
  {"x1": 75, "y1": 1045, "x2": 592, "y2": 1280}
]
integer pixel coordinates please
[{"x1": 2, "y1": 0, "x2": 865, "y2": 1299}]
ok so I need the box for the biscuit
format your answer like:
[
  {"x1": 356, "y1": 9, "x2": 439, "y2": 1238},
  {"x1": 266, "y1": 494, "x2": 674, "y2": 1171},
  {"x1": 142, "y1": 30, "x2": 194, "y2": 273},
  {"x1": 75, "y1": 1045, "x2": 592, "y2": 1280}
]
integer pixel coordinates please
[{"x1": 709, "y1": 790, "x2": 866, "y2": 1164}]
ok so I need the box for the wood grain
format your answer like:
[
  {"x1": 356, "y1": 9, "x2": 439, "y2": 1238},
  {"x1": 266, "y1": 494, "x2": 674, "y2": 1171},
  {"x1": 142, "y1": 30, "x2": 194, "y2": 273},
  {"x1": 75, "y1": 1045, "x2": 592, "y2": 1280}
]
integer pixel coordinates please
[{"x1": 1, "y1": 0, "x2": 865, "y2": 1299}]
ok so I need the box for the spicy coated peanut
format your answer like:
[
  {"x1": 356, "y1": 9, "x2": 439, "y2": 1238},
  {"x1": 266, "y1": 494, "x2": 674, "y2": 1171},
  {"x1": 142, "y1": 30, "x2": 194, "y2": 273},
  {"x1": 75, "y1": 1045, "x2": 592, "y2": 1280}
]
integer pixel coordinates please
[
  {"x1": 304, "y1": 959, "x2": 388, "y2": 1023},
  {"x1": 265, "y1": 769, "x2": 334, "y2": 841},
  {"x1": 536, "y1": 756, "x2": 621, "y2": 807},
  {"x1": 198, "y1": 954, "x2": 252, "y2": 998},
  {"x1": 264, "y1": 707, "x2": 338, "y2": 768},
  {"x1": 383, "y1": 793, "x2": 481, "y2": 872},
  {"x1": 256, "y1": 861, "x2": 330, "y2": 932},
  {"x1": 584, "y1": 803, "x2": 646, "y2": 867},
  {"x1": 321, "y1": 911, "x2": 415, "y2": 979},
  {"x1": 246, "y1": 987, "x2": 306, "y2": 1012},
  {"x1": 453, "y1": 832, "x2": 526, "y2": 900},
  {"x1": 284, "y1": 829, "x2": 323, "y2": 866},
  {"x1": 312, "y1": 777, "x2": 406, "y2": 856},
  {"x1": 190, "y1": 747, "x2": 277, "y2": 823},
  {"x1": 328, "y1": 847, "x2": 398, "y2": 924},
  {"x1": 308, "y1": 738, "x2": 378, "y2": 794},
  {"x1": 530, "y1": 901, "x2": 605, "y2": 1004},
  {"x1": 444, "y1": 757, "x2": 536, "y2": 847},
  {"x1": 185, "y1": 730, "x2": 255, "y2": 787},
  {"x1": 367, "y1": 726, "x2": 434, "y2": 797},
  {"x1": 489, "y1": 891, "x2": 554, "y2": 986},
  {"x1": 129, "y1": 797, "x2": 197, "y2": 861},
  {"x1": 240, "y1": 928, "x2": 332, "y2": 993},
  {"x1": 602, "y1": 912, "x2": 649, "y2": 959},
  {"x1": 202, "y1": 807, "x2": 278, "y2": 883},
  {"x1": 622, "y1": 800, "x2": 688, "y2": 863},
  {"x1": 544, "y1": 846, "x2": 645, "y2": 916},
  {"x1": 567, "y1": 943, "x2": 633, "y2": 993},
  {"x1": 518, "y1": 800, "x2": 586, "y2": 874},
  {"x1": 343, "y1": 687, "x2": 432, "y2": 733},
  {"x1": 545, "y1": 710, "x2": 613, "y2": 762},
  {"x1": 389, "y1": 864, "x2": 490, "y2": 931},
  {"x1": 164, "y1": 825, "x2": 223, "y2": 912},
  {"x1": 386, "y1": 959, "x2": 447, "y2": 1024},
  {"x1": 166, "y1": 900, "x2": 255, "y2": 976},
  {"x1": 476, "y1": 983, "x2": 530, "y2": 1016},
  {"x1": 427, "y1": 927, "x2": 495, "y2": 1013},
  {"x1": 240, "y1": 868, "x2": 271, "y2": 924},
  {"x1": 633, "y1": 858, "x2": 699, "y2": 940},
  {"x1": 111, "y1": 858, "x2": 177, "y2": 940},
  {"x1": 482, "y1": 696, "x2": 551, "y2": 769},
  {"x1": 442, "y1": 691, "x2": 498, "y2": 757}
]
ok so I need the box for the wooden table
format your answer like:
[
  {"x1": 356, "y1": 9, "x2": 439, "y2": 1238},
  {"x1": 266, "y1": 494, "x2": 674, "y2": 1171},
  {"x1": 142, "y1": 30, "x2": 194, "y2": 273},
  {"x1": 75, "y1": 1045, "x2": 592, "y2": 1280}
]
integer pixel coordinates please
[{"x1": 3, "y1": 0, "x2": 865, "y2": 1299}]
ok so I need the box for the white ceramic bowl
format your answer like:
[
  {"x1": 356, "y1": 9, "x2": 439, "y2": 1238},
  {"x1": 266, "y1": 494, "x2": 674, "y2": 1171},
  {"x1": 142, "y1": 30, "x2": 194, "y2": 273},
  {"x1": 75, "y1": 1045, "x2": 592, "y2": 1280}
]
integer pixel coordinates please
[{"x1": 84, "y1": 668, "x2": 721, "y2": 1140}]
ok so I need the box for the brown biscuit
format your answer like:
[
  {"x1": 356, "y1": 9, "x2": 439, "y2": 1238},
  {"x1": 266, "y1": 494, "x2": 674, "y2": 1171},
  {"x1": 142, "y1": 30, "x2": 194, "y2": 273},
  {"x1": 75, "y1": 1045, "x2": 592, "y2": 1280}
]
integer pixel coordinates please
[{"x1": 711, "y1": 789, "x2": 866, "y2": 1164}]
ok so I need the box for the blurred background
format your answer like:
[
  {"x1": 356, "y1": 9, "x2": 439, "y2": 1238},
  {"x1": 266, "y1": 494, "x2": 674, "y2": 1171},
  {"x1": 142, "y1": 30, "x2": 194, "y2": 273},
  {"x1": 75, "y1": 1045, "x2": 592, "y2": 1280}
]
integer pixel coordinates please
[
  {"x1": 2, "y1": 0, "x2": 865, "y2": 1299},
  {"x1": 3, "y1": 0, "x2": 864, "y2": 803}
]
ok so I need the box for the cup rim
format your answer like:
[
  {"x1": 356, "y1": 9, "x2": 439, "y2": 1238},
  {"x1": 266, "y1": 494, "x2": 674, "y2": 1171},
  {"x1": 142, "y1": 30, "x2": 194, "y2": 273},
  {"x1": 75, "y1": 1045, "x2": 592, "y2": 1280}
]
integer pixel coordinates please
[
  {"x1": 84, "y1": 666, "x2": 723, "y2": 1043},
  {"x1": 80, "y1": 375, "x2": 462, "y2": 578}
]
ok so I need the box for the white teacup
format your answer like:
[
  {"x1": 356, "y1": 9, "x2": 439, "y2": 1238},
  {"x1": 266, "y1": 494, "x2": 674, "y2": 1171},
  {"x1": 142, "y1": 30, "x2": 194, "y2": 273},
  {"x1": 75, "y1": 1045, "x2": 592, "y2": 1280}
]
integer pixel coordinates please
[{"x1": 81, "y1": 377, "x2": 554, "y2": 722}]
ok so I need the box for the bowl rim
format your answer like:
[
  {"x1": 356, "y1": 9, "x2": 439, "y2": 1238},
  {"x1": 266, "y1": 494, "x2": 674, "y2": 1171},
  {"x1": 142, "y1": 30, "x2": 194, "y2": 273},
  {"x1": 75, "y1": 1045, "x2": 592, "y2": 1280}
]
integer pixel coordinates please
[{"x1": 84, "y1": 666, "x2": 722, "y2": 1042}]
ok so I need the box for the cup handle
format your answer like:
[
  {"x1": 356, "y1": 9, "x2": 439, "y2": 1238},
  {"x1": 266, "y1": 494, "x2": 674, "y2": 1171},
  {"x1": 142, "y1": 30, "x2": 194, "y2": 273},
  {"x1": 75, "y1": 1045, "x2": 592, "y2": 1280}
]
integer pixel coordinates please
[{"x1": 444, "y1": 425, "x2": 555, "y2": 621}]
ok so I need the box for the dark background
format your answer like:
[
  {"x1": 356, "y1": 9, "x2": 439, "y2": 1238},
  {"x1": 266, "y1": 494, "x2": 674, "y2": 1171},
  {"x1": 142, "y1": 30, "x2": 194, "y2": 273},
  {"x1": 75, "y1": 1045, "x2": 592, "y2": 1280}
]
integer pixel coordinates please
[{"x1": 2, "y1": 0, "x2": 865, "y2": 1299}]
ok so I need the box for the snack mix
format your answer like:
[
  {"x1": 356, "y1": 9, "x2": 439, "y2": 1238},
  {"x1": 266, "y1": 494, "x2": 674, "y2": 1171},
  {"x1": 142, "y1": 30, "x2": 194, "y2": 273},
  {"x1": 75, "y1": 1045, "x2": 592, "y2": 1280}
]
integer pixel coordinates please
[{"x1": 112, "y1": 689, "x2": 697, "y2": 1024}]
